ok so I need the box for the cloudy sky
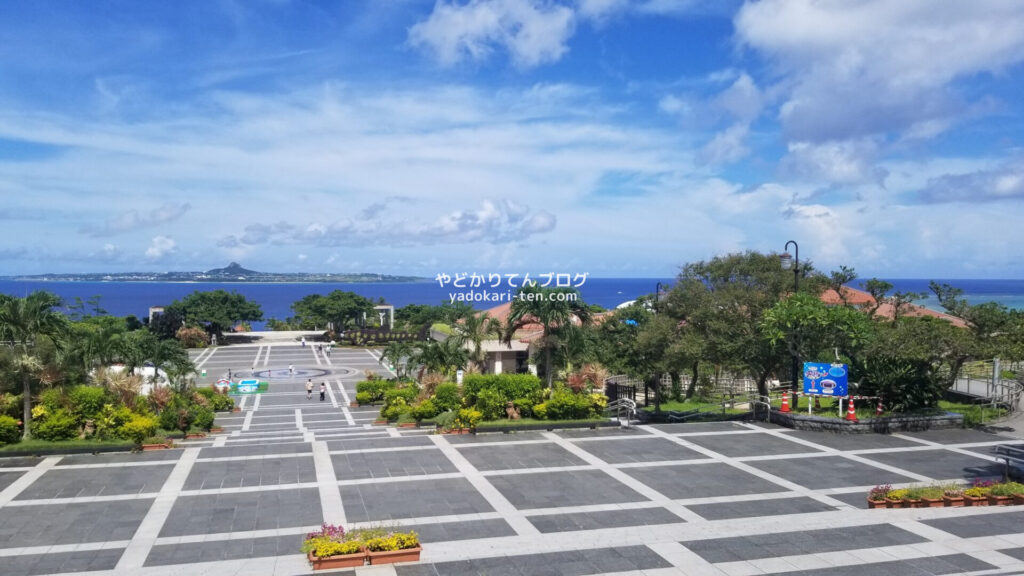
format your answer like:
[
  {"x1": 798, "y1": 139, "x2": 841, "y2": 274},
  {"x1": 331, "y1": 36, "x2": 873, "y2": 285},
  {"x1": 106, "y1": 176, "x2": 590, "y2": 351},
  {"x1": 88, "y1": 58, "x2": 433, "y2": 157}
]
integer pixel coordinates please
[{"x1": 2, "y1": 0, "x2": 1023, "y2": 278}]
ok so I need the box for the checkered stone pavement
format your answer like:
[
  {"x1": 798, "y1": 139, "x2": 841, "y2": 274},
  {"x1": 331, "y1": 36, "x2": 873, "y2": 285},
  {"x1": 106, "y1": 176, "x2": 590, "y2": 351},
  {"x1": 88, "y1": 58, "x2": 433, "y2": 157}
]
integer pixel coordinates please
[{"x1": 1, "y1": 344, "x2": 1023, "y2": 576}]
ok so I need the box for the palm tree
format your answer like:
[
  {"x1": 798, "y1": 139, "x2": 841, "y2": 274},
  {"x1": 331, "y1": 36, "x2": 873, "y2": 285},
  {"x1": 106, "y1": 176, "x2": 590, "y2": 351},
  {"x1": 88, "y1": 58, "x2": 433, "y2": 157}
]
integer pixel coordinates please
[
  {"x1": 453, "y1": 313, "x2": 502, "y2": 373},
  {"x1": 0, "y1": 292, "x2": 68, "y2": 439},
  {"x1": 381, "y1": 341, "x2": 415, "y2": 380},
  {"x1": 505, "y1": 284, "x2": 592, "y2": 388},
  {"x1": 410, "y1": 336, "x2": 468, "y2": 379}
]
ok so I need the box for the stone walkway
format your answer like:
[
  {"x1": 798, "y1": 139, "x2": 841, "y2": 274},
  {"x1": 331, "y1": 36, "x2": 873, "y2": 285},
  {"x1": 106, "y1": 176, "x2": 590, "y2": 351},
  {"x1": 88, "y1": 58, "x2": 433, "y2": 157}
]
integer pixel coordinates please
[{"x1": 1, "y1": 345, "x2": 1023, "y2": 575}]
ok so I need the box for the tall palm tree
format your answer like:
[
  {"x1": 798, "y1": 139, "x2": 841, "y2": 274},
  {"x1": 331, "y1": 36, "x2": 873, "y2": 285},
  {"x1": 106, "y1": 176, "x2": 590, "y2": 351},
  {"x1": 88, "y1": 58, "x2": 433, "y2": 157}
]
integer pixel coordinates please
[
  {"x1": 381, "y1": 341, "x2": 415, "y2": 380},
  {"x1": 0, "y1": 292, "x2": 68, "y2": 439},
  {"x1": 453, "y1": 313, "x2": 502, "y2": 373},
  {"x1": 505, "y1": 284, "x2": 592, "y2": 388},
  {"x1": 410, "y1": 336, "x2": 468, "y2": 379}
]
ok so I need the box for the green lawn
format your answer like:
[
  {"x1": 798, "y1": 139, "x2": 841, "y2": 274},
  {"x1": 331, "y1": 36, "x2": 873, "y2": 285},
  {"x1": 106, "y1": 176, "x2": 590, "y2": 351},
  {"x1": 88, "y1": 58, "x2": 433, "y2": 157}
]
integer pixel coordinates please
[
  {"x1": 475, "y1": 417, "x2": 605, "y2": 429},
  {"x1": 0, "y1": 438, "x2": 135, "y2": 453},
  {"x1": 643, "y1": 399, "x2": 749, "y2": 415},
  {"x1": 430, "y1": 322, "x2": 453, "y2": 335},
  {"x1": 765, "y1": 397, "x2": 1007, "y2": 425}
]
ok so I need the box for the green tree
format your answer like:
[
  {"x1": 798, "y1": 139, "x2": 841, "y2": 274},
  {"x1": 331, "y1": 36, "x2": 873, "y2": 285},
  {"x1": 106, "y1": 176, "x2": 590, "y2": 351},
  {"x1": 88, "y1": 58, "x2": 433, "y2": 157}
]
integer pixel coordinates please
[
  {"x1": 290, "y1": 291, "x2": 373, "y2": 331},
  {"x1": 167, "y1": 290, "x2": 263, "y2": 340},
  {"x1": 0, "y1": 292, "x2": 69, "y2": 440},
  {"x1": 505, "y1": 284, "x2": 592, "y2": 388},
  {"x1": 664, "y1": 251, "x2": 818, "y2": 403},
  {"x1": 410, "y1": 336, "x2": 468, "y2": 379},
  {"x1": 454, "y1": 313, "x2": 502, "y2": 373},
  {"x1": 381, "y1": 340, "x2": 416, "y2": 380}
]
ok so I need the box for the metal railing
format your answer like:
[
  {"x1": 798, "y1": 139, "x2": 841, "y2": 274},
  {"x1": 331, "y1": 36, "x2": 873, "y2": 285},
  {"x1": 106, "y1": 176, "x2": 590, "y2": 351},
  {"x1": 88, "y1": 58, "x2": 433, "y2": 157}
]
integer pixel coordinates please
[{"x1": 605, "y1": 398, "x2": 637, "y2": 427}]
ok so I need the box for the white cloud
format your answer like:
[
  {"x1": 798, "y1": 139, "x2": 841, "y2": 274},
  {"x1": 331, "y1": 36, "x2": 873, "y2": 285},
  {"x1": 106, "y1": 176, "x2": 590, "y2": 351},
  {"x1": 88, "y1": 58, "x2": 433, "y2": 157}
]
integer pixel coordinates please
[
  {"x1": 409, "y1": 0, "x2": 575, "y2": 68},
  {"x1": 145, "y1": 236, "x2": 177, "y2": 260},
  {"x1": 699, "y1": 123, "x2": 748, "y2": 165},
  {"x1": 735, "y1": 0, "x2": 1024, "y2": 143},
  {"x1": 781, "y1": 139, "x2": 885, "y2": 186},
  {"x1": 918, "y1": 160, "x2": 1024, "y2": 203},
  {"x1": 80, "y1": 202, "x2": 191, "y2": 237}
]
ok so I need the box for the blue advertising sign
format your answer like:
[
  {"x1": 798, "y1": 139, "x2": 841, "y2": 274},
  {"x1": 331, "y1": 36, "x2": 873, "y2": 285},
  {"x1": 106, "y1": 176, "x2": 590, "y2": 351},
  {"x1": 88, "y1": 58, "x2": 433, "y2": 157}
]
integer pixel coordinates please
[{"x1": 803, "y1": 362, "x2": 849, "y2": 396}]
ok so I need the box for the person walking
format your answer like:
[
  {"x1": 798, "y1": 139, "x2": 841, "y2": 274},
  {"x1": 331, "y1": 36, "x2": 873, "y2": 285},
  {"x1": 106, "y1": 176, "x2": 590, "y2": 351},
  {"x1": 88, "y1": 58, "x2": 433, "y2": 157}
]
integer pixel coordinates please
[
  {"x1": 319, "y1": 382, "x2": 327, "y2": 402},
  {"x1": 306, "y1": 379, "x2": 313, "y2": 400},
  {"x1": 289, "y1": 364, "x2": 294, "y2": 377}
]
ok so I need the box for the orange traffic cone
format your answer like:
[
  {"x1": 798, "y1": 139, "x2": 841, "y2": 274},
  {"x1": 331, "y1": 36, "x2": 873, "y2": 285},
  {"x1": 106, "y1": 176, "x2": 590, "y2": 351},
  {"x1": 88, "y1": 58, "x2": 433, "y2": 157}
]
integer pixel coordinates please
[
  {"x1": 780, "y1": 390, "x2": 791, "y2": 413},
  {"x1": 876, "y1": 398, "x2": 884, "y2": 416},
  {"x1": 845, "y1": 396, "x2": 858, "y2": 422}
]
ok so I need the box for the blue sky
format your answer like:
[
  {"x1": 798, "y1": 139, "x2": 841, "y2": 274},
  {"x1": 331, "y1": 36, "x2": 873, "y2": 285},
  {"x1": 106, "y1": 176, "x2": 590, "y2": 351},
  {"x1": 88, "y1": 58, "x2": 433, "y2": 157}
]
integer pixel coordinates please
[{"x1": 2, "y1": 0, "x2": 1023, "y2": 278}]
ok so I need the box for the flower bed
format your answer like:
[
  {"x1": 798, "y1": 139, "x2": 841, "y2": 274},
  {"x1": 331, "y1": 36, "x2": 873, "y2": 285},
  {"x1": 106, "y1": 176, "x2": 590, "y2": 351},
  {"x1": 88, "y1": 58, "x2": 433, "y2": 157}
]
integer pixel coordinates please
[
  {"x1": 868, "y1": 481, "x2": 1024, "y2": 509},
  {"x1": 302, "y1": 524, "x2": 420, "y2": 570}
]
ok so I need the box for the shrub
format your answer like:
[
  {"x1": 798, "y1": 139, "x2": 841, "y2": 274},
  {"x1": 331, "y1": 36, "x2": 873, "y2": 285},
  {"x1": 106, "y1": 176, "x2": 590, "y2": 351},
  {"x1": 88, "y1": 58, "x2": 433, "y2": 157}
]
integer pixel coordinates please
[
  {"x1": 176, "y1": 325, "x2": 209, "y2": 348},
  {"x1": 989, "y1": 482, "x2": 1024, "y2": 497},
  {"x1": 587, "y1": 393, "x2": 608, "y2": 417},
  {"x1": 149, "y1": 386, "x2": 173, "y2": 412},
  {"x1": 0, "y1": 415, "x2": 20, "y2": 445},
  {"x1": 533, "y1": 402, "x2": 548, "y2": 420},
  {"x1": 191, "y1": 404, "x2": 215, "y2": 430},
  {"x1": 69, "y1": 386, "x2": 109, "y2": 421},
  {"x1": 454, "y1": 408, "x2": 482, "y2": 430},
  {"x1": 0, "y1": 393, "x2": 22, "y2": 420},
  {"x1": 462, "y1": 374, "x2": 542, "y2": 404},
  {"x1": 433, "y1": 383, "x2": 461, "y2": 412},
  {"x1": 355, "y1": 391, "x2": 372, "y2": 405},
  {"x1": 886, "y1": 488, "x2": 908, "y2": 500},
  {"x1": 382, "y1": 398, "x2": 411, "y2": 421},
  {"x1": 32, "y1": 409, "x2": 79, "y2": 441},
  {"x1": 118, "y1": 415, "x2": 158, "y2": 444},
  {"x1": 384, "y1": 386, "x2": 418, "y2": 408},
  {"x1": 94, "y1": 404, "x2": 135, "y2": 439},
  {"x1": 142, "y1": 435, "x2": 170, "y2": 446},
  {"x1": 356, "y1": 380, "x2": 396, "y2": 404},
  {"x1": 411, "y1": 399, "x2": 438, "y2": 421},
  {"x1": 512, "y1": 398, "x2": 534, "y2": 419},
  {"x1": 434, "y1": 410, "x2": 457, "y2": 431},
  {"x1": 197, "y1": 387, "x2": 234, "y2": 411},
  {"x1": 474, "y1": 388, "x2": 506, "y2": 421},
  {"x1": 545, "y1": 389, "x2": 592, "y2": 420},
  {"x1": 38, "y1": 388, "x2": 67, "y2": 412}
]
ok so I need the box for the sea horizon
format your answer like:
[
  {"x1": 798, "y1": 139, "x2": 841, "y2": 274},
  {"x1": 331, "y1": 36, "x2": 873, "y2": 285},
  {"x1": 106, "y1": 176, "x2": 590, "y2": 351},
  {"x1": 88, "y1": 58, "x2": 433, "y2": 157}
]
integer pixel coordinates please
[{"x1": 1, "y1": 277, "x2": 1022, "y2": 331}]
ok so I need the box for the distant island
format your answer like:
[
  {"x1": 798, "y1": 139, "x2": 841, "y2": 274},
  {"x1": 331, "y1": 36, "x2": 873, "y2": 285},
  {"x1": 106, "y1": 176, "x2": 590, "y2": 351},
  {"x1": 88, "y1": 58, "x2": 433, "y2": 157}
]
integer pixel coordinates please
[{"x1": 2, "y1": 262, "x2": 428, "y2": 283}]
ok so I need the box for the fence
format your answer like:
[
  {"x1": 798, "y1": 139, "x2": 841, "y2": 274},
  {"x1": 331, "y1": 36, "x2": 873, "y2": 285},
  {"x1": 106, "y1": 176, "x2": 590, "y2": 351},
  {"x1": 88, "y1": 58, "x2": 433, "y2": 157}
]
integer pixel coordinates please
[{"x1": 337, "y1": 327, "x2": 429, "y2": 346}]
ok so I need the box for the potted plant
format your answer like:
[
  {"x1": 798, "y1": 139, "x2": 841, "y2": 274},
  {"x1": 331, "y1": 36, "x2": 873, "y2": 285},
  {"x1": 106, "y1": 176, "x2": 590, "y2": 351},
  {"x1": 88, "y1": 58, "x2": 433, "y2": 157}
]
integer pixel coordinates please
[
  {"x1": 141, "y1": 435, "x2": 172, "y2": 451},
  {"x1": 302, "y1": 523, "x2": 366, "y2": 570},
  {"x1": 963, "y1": 481, "x2": 992, "y2": 506},
  {"x1": 918, "y1": 485, "x2": 945, "y2": 508},
  {"x1": 942, "y1": 485, "x2": 965, "y2": 507},
  {"x1": 901, "y1": 486, "x2": 924, "y2": 508},
  {"x1": 867, "y1": 484, "x2": 890, "y2": 509},
  {"x1": 365, "y1": 531, "x2": 421, "y2": 565},
  {"x1": 988, "y1": 482, "x2": 1024, "y2": 506},
  {"x1": 884, "y1": 488, "x2": 907, "y2": 509}
]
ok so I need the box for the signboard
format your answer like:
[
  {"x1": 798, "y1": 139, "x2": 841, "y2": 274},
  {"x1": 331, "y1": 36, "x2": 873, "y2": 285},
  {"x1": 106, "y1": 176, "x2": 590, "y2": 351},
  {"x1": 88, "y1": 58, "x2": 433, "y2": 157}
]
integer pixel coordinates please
[
  {"x1": 803, "y1": 362, "x2": 849, "y2": 396},
  {"x1": 456, "y1": 370, "x2": 464, "y2": 385}
]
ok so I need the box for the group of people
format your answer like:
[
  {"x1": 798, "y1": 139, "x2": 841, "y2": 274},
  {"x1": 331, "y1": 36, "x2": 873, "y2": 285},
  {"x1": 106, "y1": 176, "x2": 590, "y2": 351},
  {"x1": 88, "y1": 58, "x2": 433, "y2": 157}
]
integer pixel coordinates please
[{"x1": 306, "y1": 378, "x2": 327, "y2": 401}]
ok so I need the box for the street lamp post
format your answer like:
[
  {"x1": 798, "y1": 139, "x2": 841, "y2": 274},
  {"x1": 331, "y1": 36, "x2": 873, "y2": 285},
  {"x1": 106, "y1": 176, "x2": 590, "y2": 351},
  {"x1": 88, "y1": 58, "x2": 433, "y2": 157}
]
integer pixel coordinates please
[
  {"x1": 654, "y1": 282, "x2": 663, "y2": 313},
  {"x1": 781, "y1": 241, "x2": 800, "y2": 406}
]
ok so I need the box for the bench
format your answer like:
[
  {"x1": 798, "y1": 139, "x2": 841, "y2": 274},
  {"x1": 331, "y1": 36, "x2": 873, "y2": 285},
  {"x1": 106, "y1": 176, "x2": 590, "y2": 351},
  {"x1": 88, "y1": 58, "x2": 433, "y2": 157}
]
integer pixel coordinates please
[{"x1": 995, "y1": 444, "x2": 1024, "y2": 481}]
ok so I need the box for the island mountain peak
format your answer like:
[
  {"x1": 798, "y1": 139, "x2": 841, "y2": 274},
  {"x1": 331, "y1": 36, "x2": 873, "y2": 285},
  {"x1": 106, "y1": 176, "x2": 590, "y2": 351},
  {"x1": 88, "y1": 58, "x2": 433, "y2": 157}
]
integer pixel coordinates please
[{"x1": 205, "y1": 262, "x2": 257, "y2": 276}]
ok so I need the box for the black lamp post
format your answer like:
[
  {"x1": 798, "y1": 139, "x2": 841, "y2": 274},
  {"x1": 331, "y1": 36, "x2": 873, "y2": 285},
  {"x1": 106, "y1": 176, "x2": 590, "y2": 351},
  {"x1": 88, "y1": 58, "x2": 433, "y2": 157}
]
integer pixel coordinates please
[
  {"x1": 781, "y1": 240, "x2": 800, "y2": 402},
  {"x1": 654, "y1": 282, "x2": 663, "y2": 313}
]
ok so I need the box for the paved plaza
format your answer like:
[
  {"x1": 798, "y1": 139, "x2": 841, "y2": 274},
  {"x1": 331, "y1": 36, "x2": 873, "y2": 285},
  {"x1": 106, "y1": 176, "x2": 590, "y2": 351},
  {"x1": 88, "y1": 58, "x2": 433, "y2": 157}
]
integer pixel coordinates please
[{"x1": 1, "y1": 344, "x2": 1024, "y2": 575}]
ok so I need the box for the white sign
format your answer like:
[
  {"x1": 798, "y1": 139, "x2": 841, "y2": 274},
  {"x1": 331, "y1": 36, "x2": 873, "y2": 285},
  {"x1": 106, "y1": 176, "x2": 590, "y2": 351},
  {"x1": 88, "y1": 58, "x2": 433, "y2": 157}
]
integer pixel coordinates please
[{"x1": 456, "y1": 370, "x2": 464, "y2": 384}]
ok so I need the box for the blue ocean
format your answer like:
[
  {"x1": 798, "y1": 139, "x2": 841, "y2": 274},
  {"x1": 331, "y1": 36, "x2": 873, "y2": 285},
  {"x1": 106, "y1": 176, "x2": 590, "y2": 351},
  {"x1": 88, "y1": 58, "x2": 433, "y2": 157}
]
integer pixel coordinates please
[
  {"x1": 0, "y1": 278, "x2": 1020, "y2": 329},
  {"x1": 0, "y1": 278, "x2": 673, "y2": 328}
]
